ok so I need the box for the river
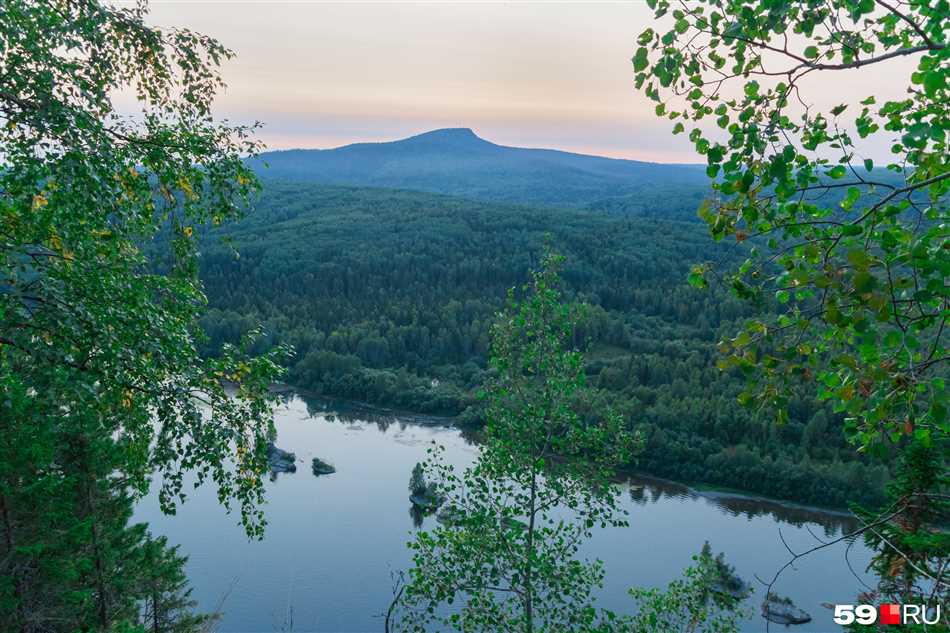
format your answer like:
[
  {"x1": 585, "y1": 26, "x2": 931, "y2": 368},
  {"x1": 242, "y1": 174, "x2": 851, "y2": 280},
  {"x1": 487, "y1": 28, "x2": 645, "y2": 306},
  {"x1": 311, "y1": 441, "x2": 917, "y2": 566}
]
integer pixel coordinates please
[{"x1": 135, "y1": 394, "x2": 874, "y2": 632}]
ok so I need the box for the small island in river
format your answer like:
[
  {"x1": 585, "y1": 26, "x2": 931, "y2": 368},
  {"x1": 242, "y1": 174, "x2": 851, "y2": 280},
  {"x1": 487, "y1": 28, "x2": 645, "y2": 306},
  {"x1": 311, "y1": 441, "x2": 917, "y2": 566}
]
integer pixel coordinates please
[{"x1": 312, "y1": 457, "x2": 336, "y2": 476}]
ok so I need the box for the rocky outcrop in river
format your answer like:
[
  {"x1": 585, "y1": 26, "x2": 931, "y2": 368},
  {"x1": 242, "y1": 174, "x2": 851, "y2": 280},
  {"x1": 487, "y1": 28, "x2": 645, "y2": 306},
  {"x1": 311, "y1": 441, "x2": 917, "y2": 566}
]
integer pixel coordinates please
[
  {"x1": 312, "y1": 457, "x2": 336, "y2": 476},
  {"x1": 762, "y1": 593, "x2": 811, "y2": 625},
  {"x1": 267, "y1": 443, "x2": 297, "y2": 473}
]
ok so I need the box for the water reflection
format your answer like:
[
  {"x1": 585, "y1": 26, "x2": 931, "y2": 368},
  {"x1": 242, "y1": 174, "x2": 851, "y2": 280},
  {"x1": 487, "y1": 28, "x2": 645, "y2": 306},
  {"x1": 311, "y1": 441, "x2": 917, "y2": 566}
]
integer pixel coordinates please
[
  {"x1": 298, "y1": 392, "x2": 860, "y2": 536},
  {"x1": 408, "y1": 504, "x2": 426, "y2": 529},
  {"x1": 296, "y1": 394, "x2": 463, "y2": 434},
  {"x1": 134, "y1": 393, "x2": 875, "y2": 632},
  {"x1": 623, "y1": 475, "x2": 859, "y2": 535}
]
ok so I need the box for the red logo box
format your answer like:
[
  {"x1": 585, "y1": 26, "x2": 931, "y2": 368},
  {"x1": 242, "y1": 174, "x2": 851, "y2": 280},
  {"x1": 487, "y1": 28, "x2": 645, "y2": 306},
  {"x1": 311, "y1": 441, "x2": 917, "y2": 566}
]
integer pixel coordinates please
[{"x1": 880, "y1": 604, "x2": 901, "y2": 625}]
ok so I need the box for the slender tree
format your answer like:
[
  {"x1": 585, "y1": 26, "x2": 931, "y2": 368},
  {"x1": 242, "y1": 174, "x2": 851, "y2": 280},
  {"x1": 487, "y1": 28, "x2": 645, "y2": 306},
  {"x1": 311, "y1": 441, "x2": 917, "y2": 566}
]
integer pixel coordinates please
[
  {"x1": 394, "y1": 249, "x2": 639, "y2": 632},
  {"x1": 138, "y1": 535, "x2": 217, "y2": 633}
]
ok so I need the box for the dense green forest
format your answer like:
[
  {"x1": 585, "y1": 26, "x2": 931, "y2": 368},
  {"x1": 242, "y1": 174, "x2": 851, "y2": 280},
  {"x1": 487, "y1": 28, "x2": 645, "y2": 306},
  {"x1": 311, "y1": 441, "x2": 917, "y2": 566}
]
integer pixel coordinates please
[{"x1": 197, "y1": 181, "x2": 889, "y2": 508}]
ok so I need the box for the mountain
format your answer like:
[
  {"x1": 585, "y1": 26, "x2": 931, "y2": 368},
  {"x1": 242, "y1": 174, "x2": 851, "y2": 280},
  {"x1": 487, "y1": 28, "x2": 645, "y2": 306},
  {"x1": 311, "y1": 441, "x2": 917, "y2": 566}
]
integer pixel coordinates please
[{"x1": 248, "y1": 128, "x2": 710, "y2": 218}]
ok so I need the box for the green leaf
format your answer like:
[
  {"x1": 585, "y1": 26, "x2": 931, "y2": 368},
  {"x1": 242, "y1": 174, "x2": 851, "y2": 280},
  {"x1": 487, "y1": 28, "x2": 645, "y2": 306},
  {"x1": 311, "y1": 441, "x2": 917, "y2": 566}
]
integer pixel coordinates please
[
  {"x1": 846, "y1": 248, "x2": 869, "y2": 268},
  {"x1": 687, "y1": 265, "x2": 707, "y2": 289},
  {"x1": 923, "y1": 70, "x2": 945, "y2": 97},
  {"x1": 827, "y1": 165, "x2": 846, "y2": 179},
  {"x1": 633, "y1": 47, "x2": 649, "y2": 72},
  {"x1": 853, "y1": 270, "x2": 876, "y2": 292}
]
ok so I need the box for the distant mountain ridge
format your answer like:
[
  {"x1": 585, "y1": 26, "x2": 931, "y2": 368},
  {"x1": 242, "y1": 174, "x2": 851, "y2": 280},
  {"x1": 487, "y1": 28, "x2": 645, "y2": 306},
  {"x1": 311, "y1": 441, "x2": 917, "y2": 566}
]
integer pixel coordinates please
[{"x1": 248, "y1": 128, "x2": 710, "y2": 218}]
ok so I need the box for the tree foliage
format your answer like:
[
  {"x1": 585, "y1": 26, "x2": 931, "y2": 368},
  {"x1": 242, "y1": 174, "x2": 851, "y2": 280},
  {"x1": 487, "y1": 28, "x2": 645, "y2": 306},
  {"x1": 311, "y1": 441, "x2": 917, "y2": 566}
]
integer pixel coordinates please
[
  {"x1": 851, "y1": 439, "x2": 949, "y2": 630},
  {"x1": 633, "y1": 0, "x2": 949, "y2": 622},
  {"x1": 625, "y1": 545, "x2": 748, "y2": 633},
  {"x1": 633, "y1": 0, "x2": 948, "y2": 453},
  {"x1": 0, "y1": 0, "x2": 285, "y2": 629}
]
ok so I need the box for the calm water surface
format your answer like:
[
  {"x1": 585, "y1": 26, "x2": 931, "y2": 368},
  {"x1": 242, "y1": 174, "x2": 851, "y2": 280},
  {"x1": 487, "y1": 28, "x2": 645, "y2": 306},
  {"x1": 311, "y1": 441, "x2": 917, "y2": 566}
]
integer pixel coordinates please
[{"x1": 136, "y1": 395, "x2": 873, "y2": 632}]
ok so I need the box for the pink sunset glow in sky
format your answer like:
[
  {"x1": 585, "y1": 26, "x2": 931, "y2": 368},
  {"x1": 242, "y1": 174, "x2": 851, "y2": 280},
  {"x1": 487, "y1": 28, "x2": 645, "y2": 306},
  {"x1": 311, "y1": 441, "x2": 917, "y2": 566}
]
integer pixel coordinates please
[{"x1": 140, "y1": 1, "x2": 911, "y2": 163}]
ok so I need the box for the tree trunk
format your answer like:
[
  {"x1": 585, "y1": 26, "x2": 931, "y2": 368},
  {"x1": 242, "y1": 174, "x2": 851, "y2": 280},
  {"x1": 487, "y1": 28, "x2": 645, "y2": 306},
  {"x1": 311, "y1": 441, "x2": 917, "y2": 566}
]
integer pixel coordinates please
[
  {"x1": 524, "y1": 469, "x2": 537, "y2": 633},
  {"x1": 0, "y1": 491, "x2": 29, "y2": 633},
  {"x1": 87, "y1": 484, "x2": 110, "y2": 629}
]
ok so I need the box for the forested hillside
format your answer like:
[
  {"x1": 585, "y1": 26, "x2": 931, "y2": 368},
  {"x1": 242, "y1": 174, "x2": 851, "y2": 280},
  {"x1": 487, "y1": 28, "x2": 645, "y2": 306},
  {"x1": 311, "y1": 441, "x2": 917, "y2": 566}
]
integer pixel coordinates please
[
  {"x1": 247, "y1": 128, "x2": 710, "y2": 220},
  {"x1": 198, "y1": 182, "x2": 889, "y2": 507}
]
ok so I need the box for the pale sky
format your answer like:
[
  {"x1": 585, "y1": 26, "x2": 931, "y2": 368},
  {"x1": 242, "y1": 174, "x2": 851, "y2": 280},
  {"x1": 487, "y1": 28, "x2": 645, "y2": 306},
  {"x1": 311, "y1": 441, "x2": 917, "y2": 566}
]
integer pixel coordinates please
[{"x1": 141, "y1": 1, "x2": 912, "y2": 162}]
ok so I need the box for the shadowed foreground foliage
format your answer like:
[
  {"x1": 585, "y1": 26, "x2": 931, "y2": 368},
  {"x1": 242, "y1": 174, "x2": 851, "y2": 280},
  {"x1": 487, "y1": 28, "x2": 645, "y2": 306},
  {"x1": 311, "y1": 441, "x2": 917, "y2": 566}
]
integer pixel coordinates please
[{"x1": 633, "y1": 0, "x2": 948, "y2": 626}]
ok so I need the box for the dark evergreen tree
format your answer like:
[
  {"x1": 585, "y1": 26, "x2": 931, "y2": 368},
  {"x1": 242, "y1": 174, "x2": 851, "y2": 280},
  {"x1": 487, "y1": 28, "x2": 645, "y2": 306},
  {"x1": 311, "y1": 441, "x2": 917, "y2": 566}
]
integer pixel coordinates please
[
  {"x1": 138, "y1": 536, "x2": 216, "y2": 633},
  {"x1": 852, "y1": 441, "x2": 949, "y2": 630}
]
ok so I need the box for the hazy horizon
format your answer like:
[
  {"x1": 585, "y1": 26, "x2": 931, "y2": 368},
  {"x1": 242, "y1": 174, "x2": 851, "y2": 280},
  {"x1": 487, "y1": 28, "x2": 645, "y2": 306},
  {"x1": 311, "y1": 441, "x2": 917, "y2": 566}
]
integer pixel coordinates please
[
  {"x1": 139, "y1": 1, "x2": 912, "y2": 164},
  {"x1": 253, "y1": 126, "x2": 712, "y2": 164}
]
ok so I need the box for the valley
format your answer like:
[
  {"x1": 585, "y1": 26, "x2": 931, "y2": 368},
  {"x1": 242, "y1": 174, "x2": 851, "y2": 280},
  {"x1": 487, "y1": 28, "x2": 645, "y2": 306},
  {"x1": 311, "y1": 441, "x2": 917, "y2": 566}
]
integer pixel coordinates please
[{"x1": 192, "y1": 131, "x2": 891, "y2": 510}]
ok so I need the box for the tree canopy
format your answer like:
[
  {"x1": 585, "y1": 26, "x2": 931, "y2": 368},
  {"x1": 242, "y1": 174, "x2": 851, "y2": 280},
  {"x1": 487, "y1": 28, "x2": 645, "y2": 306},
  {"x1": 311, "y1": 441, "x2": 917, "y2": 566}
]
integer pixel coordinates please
[
  {"x1": 633, "y1": 0, "x2": 948, "y2": 453},
  {"x1": 633, "y1": 0, "x2": 948, "y2": 624},
  {"x1": 196, "y1": 182, "x2": 890, "y2": 508},
  {"x1": 1, "y1": 1, "x2": 284, "y2": 629}
]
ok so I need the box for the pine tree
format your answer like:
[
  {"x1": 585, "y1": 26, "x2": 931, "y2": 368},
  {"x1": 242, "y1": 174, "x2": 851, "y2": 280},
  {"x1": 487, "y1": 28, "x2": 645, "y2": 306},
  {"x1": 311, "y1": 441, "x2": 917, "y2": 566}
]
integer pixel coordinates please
[
  {"x1": 852, "y1": 441, "x2": 949, "y2": 630},
  {"x1": 138, "y1": 536, "x2": 217, "y2": 633},
  {"x1": 408, "y1": 463, "x2": 428, "y2": 499}
]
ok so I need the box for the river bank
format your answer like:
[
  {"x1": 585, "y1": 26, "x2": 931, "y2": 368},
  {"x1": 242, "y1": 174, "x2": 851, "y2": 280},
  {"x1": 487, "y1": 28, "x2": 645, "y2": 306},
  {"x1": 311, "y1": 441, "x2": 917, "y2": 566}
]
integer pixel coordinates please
[{"x1": 271, "y1": 384, "x2": 864, "y2": 524}]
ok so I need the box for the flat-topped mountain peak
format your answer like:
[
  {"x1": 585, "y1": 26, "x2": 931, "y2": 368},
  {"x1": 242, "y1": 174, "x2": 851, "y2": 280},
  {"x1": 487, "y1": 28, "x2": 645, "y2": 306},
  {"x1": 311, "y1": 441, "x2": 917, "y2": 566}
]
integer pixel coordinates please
[{"x1": 250, "y1": 128, "x2": 707, "y2": 216}]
